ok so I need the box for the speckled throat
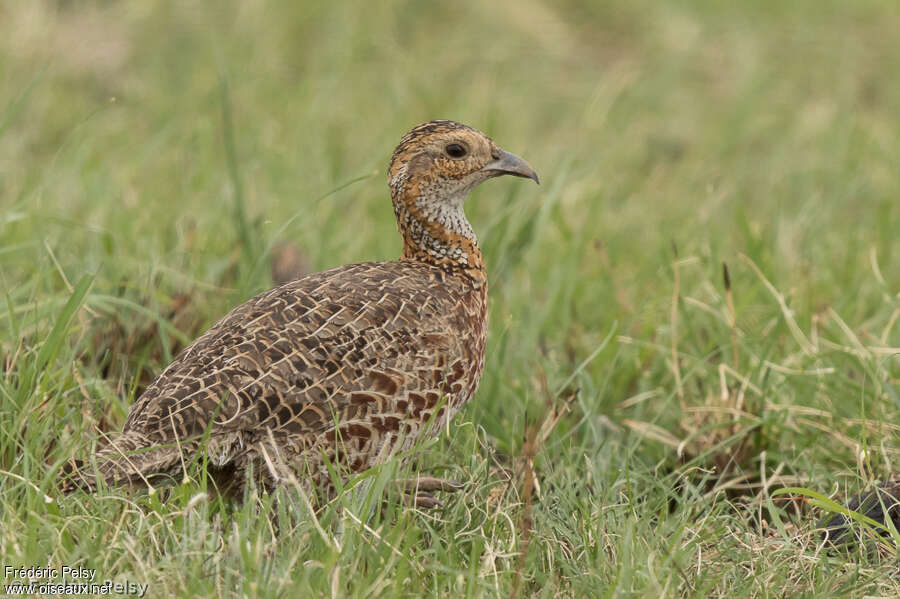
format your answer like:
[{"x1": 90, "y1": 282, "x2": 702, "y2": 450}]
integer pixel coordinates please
[{"x1": 390, "y1": 171, "x2": 486, "y2": 283}]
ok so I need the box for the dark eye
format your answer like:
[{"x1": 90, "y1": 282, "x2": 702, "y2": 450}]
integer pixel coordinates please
[{"x1": 445, "y1": 143, "x2": 467, "y2": 158}]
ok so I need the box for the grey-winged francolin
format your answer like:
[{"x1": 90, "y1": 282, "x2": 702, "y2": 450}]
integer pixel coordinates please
[{"x1": 61, "y1": 120, "x2": 538, "y2": 505}]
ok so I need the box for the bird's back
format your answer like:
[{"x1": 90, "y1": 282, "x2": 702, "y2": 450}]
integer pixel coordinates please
[{"x1": 70, "y1": 260, "x2": 486, "y2": 491}]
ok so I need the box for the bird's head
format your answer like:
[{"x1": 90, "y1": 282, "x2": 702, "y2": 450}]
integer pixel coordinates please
[
  {"x1": 389, "y1": 120, "x2": 538, "y2": 204},
  {"x1": 388, "y1": 120, "x2": 538, "y2": 275}
]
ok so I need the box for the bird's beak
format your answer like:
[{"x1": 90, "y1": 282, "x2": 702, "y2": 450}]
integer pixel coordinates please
[{"x1": 482, "y1": 150, "x2": 540, "y2": 185}]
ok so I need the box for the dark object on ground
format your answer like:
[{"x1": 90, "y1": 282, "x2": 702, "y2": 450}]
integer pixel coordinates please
[{"x1": 819, "y1": 479, "x2": 900, "y2": 546}]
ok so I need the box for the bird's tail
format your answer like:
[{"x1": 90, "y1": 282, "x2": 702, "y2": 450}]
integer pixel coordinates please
[{"x1": 59, "y1": 431, "x2": 189, "y2": 493}]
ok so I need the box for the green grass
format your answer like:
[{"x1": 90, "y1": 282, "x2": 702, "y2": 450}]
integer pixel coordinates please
[{"x1": 2, "y1": 0, "x2": 900, "y2": 596}]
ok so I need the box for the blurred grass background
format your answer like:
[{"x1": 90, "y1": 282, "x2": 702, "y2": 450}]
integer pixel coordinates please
[{"x1": 1, "y1": 0, "x2": 899, "y2": 596}]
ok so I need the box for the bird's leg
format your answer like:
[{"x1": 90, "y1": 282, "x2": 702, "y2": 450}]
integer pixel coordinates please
[{"x1": 397, "y1": 476, "x2": 464, "y2": 508}]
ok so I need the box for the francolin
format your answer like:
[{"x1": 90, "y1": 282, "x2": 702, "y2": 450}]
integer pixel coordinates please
[{"x1": 62, "y1": 120, "x2": 538, "y2": 506}]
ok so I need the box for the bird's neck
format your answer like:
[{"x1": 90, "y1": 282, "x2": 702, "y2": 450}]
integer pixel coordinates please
[{"x1": 391, "y1": 182, "x2": 486, "y2": 284}]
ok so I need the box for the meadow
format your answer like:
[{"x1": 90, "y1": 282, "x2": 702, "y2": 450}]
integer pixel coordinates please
[{"x1": 1, "y1": 1, "x2": 899, "y2": 596}]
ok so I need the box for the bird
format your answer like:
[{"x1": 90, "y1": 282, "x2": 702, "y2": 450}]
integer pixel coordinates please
[{"x1": 61, "y1": 120, "x2": 539, "y2": 506}]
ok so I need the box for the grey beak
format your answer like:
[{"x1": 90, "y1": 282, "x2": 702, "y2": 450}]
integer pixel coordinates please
[{"x1": 482, "y1": 150, "x2": 540, "y2": 185}]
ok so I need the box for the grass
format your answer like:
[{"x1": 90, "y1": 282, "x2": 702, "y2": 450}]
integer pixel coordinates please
[{"x1": 1, "y1": 0, "x2": 899, "y2": 596}]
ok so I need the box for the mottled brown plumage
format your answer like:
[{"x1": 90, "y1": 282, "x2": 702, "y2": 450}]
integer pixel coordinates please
[{"x1": 62, "y1": 120, "x2": 538, "y2": 501}]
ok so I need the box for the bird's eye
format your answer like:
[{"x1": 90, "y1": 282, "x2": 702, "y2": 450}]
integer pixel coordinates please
[{"x1": 445, "y1": 143, "x2": 467, "y2": 159}]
